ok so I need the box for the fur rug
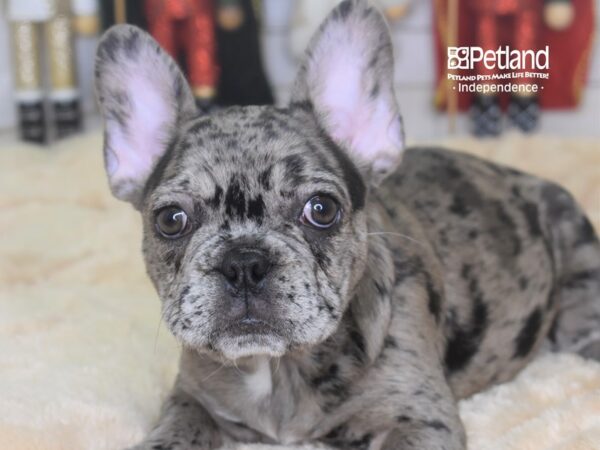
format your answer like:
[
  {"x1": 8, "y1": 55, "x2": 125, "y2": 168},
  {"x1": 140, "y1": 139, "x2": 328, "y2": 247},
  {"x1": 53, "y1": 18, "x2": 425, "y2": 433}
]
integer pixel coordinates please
[{"x1": 0, "y1": 131, "x2": 599, "y2": 450}]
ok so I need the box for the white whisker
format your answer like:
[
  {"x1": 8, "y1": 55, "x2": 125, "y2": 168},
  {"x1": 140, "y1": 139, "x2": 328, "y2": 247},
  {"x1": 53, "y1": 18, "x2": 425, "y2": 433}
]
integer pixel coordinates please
[{"x1": 201, "y1": 363, "x2": 226, "y2": 382}]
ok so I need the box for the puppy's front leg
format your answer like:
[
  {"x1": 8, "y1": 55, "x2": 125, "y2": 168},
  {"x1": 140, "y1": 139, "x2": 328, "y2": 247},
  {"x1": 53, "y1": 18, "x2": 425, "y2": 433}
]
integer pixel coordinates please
[
  {"x1": 318, "y1": 362, "x2": 465, "y2": 450},
  {"x1": 320, "y1": 280, "x2": 466, "y2": 450},
  {"x1": 321, "y1": 395, "x2": 465, "y2": 450},
  {"x1": 128, "y1": 387, "x2": 223, "y2": 450}
]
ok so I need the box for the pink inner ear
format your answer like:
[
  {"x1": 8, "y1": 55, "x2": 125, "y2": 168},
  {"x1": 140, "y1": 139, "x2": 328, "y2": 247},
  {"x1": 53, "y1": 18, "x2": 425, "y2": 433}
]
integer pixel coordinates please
[
  {"x1": 316, "y1": 48, "x2": 404, "y2": 172},
  {"x1": 108, "y1": 75, "x2": 175, "y2": 185}
]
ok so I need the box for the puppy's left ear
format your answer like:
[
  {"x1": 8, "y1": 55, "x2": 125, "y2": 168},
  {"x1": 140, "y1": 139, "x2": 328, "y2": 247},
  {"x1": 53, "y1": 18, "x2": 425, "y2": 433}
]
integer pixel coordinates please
[{"x1": 291, "y1": 0, "x2": 404, "y2": 185}]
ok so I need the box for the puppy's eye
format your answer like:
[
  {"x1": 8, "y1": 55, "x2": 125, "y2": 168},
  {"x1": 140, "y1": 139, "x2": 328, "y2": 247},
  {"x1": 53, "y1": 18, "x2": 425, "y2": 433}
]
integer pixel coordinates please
[
  {"x1": 301, "y1": 195, "x2": 340, "y2": 229},
  {"x1": 155, "y1": 206, "x2": 190, "y2": 238}
]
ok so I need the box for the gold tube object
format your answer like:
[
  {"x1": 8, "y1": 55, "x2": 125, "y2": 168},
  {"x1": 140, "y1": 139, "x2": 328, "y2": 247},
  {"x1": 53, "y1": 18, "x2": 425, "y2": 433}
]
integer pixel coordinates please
[
  {"x1": 12, "y1": 21, "x2": 42, "y2": 95},
  {"x1": 46, "y1": 12, "x2": 77, "y2": 96}
]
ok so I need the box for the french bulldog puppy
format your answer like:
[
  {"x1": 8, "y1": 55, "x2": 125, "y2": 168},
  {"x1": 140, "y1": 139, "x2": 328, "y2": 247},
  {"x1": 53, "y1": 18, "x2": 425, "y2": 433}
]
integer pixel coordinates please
[{"x1": 94, "y1": 1, "x2": 600, "y2": 448}]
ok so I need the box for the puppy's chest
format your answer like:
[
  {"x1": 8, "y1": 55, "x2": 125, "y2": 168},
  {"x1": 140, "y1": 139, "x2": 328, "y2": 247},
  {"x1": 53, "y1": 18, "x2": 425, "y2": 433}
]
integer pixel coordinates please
[{"x1": 199, "y1": 356, "x2": 327, "y2": 444}]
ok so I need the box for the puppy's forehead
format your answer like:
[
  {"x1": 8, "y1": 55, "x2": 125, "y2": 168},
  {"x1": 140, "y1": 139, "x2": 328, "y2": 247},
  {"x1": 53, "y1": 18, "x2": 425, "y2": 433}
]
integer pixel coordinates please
[
  {"x1": 145, "y1": 105, "x2": 366, "y2": 210},
  {"x1": 181, "y1": 107, "x2": 313, "y2": 172}
]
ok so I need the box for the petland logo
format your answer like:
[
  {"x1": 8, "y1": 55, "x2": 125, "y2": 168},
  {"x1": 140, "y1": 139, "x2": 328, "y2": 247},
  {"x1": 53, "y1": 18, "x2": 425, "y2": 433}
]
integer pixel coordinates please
[{"x1": 448, "y1": 46, "x2": 550, "y2": 71}]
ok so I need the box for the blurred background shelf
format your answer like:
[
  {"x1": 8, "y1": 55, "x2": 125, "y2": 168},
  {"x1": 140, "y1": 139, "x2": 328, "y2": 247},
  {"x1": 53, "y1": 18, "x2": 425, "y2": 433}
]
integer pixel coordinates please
[{"x1": 0, "y1": 0, "x2": 598, "y2": 139}]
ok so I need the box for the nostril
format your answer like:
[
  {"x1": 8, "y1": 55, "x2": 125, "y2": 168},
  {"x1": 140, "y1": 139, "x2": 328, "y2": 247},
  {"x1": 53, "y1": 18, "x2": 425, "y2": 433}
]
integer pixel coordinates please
[
  {"x1": 250, "y1": 260, "x2": 270, "y2": 283},
  {"x1": 222, "y1": 263, "x2": 239, "y2": 283}
]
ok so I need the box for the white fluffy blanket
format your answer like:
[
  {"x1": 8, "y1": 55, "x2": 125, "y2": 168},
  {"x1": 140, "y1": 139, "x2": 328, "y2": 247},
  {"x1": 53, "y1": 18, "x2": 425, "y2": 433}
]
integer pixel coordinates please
[{"x1": 1, "y1": 131, "x2": 599, "y2": 450}]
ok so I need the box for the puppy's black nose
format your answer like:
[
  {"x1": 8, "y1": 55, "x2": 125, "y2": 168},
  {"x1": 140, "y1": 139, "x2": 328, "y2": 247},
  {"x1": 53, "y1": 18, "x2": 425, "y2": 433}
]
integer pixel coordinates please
[{"x1": 219, "y1": 248, "x2": 271, "y2": 290}]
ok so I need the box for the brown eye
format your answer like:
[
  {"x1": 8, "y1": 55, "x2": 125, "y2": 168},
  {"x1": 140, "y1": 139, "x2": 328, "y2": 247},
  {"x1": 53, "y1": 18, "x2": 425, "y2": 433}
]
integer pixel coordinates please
[
  {"x1": 301, "y1": 195, "x2": 340, "y2": 229},
  {"x1": 155, "y1": 206, "x2": 189, "y2": 238}
]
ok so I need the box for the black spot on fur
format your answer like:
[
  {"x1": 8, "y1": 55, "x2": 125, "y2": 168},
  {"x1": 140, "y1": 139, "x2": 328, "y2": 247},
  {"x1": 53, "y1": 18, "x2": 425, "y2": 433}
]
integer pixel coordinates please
[
  {"x1": 259, "y1": 166, "x2": 273, "y2": 190},
  {"x1": 384, "y1": 336, "x2": 398, "y2": 349},
  {"x1": 150, "y1": 444, "x2": 171, "y2": 450},
  {"x1": 563, "y1": 269, "x2": 600, "y2": 289},
  {"x1": 348, "y1": 330, "x2": 366, "y2": 362},
  {"x1": 519, "y1": 276, "x2": 529, "y2": 291},
  {"x1": 224, "y1": 178, "x2": 246, "y2": 220},
  {"x1": 164, "y1": 251, "x2": 181, "y2": 271},
  {"x1": 489, "y1": 200, "x2": 521, "y2": 257},
  {"x1": 323, "y1": 300, "x2": 338, "y2": 319},
  {"x1": 424, "y1": 272, "x2": 442, "y2": 323},
  {"x1": 282, "y1": 154, "x2": 306, "y2": 185},
  {"x1": 289, "y1": 99, "x2": 313, "y2": 112},
  {"x1": 449, "y1": 195, "x2": 469, "y2": 217},
  {"x1": 323, "y1": 426, "x2": 373, "y2": 450},
  {"x1": 179, "y1": 286, "x2": 190, "y2": 304},
  {"x1": 343, "y1": 310, "x2": 367, "y2": 364},
  {"x1": 225, "y1": 138, "x2": 239, "y2": 150},
  {"x1": 208, "y1": 185, "x2": 223, "y2": 208},
  {"x1": 142, "y1": 137, "x2": 179, "y2": 201},
  {"x1": 514, "y1": 307, "x2": 543, "y2": 358},
  {"x1": 98, "y1": 32, "x2": 121, "y2": 63},
  {"x1": 311, "y1": 364, "x2": 350, "y2": 412},
  {"x1": 337, "y1": 0, "x2": 354, "y2": 20},
  {"x1": 370, "y1": 82, "x2": 380, "y2": 99},
  {"x1": 374, "y1": 281, "x2": 387, "y2": 296},
  {"x1": 520, "y1": 202, "x2": 542, "y2": 238},
  {"x1": 423, "y1": 420, "x2": 450, "y2": 433},
  {"x1": 445, "y1": 164, "x2": 462, "y2": 177},
  {"x1": 575, "y1": 216, "x2": 598, "y2": 247},
  {"x1": 188, "y1": 118, "x2": 213, "y2": 134},
  {"x1": 494, "y1": 201, "x2": 517, "y2": 225},
  {"x1": 173, "y1": 75, "x2": 184, "y2": 102},
  {"x1": 123, "y1": 30, "x2": 141, "y2": 55},
  {"x1": 102, "y1": 90, "x2": 130, "y2": 130},
  {"x1": 318, "y1": 130, "x2": 366, "y2": 211},
  {"x1": 247, "y1": 195, "x2": 265, "y2": 222},
  {"x1": 542, "y1": 183, "x2": 574, "y2": 221},
  {"x1": 311, "y1": 364, "x2": 339, "y2": 388},
  {"x1": 263, "y1": 124, "x2": 279, "y2": 141},
  {"x1": 313, "y1": 245, "x2": 332, "y2": 270},
  {"x1": 448, "y1": 181, "x2": 482, "y2": 217},
  {"x1": 393, "y1": 255, "x2": 424, "y2": 285},
  {"x1": 445, "y1": 265, "x2": 489, "y2": 373}
]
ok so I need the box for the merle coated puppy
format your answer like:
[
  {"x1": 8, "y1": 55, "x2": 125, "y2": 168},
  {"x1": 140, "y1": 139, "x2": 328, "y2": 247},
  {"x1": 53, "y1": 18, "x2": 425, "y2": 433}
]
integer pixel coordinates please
[{"x1": 94, "y1": 1, "x2": 600, "y2": 449}]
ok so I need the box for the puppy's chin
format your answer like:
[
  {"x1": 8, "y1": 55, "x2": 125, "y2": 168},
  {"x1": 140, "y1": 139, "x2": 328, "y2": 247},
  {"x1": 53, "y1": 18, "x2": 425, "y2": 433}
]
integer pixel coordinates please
[{"x1": 213, "y1": 334, "x2": 288, "y2": 360}]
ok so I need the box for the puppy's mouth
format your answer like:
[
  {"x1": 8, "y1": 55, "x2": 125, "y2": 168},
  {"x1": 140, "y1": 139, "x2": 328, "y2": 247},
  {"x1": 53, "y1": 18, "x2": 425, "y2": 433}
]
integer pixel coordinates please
[
  {"x1": 210, "y1": 317, "x2": 289, "y2": 360},
  {"x1": 221, "y1": 317, "x2": 281, "y2": 337}
]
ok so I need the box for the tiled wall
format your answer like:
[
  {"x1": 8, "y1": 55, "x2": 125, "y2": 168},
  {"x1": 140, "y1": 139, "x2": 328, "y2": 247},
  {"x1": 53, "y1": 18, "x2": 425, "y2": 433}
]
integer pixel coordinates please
[{"x1": 0, "y1": 1, "x2": 598, "y2": 138}]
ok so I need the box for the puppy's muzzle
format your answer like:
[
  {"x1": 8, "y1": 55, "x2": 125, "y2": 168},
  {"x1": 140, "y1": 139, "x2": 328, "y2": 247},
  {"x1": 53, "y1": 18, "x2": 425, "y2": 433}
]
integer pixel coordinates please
[{"x1": 218, "y1": 247, "x2": 271, "y2": 291}]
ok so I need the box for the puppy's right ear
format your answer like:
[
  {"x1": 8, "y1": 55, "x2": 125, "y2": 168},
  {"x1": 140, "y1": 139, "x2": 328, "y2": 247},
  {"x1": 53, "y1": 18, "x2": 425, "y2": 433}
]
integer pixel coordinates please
[{"x1": 95, "y1": 25, "x2": 196, "y2": 207}]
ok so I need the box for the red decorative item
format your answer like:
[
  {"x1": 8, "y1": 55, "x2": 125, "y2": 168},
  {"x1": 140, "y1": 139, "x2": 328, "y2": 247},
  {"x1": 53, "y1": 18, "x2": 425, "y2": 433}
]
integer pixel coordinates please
[
  {"x1": 434, "y1": 0, "x2": 596, "y2": 110},
  {"x1": 144, "y1": 0, "x2": 219, "y2": 101}
]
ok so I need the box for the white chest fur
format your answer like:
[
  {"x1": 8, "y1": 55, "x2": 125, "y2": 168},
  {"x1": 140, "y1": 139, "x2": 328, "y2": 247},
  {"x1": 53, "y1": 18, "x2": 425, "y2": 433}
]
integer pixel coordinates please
[{"x1": 243, "y1": 356, "x2": 273, "y2": 401}]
